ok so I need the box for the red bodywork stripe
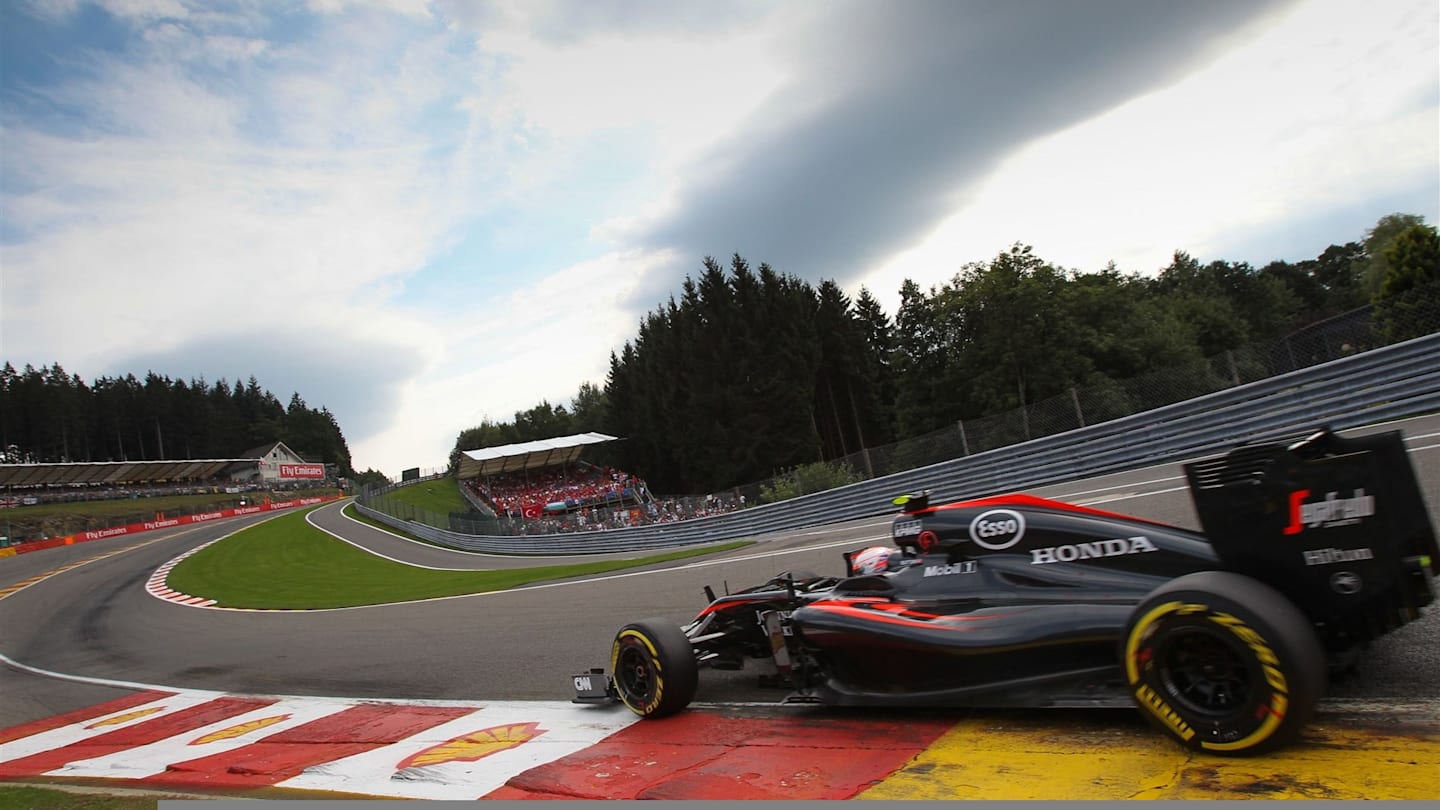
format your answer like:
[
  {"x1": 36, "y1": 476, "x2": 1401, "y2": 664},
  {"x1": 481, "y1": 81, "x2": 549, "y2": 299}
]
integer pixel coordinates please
[
  {"x1": 803, "y1": 599, "x2": 1014, "y2": 630},
  {"x1": 696, "y1": 595, "x2": 779, "y2": 619},
  {"x1": 910, "y1": 492, "x2": 1174, "y2": 528}
]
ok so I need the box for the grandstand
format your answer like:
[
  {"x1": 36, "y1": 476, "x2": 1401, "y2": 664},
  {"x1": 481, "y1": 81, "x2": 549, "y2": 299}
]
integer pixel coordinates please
[
  {"x1": 0, "y1": 441, "x2": 333, "y2": 507},
  {"x1": 455, "y1": 432, "x2": 619, "y2": 479},
  {"x1": 454, "y1": 433, "x2": 654, "y2": 520},
  {"x1": 361, "y1": 433, "x2": 748, "y2": 536}
]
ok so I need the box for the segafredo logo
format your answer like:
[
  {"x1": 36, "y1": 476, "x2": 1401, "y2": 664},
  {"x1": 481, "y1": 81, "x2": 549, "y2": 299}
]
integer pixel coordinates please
[
  {"x1": 1031, "y1": 536, "x2": 1157, "y2": 565},
  {"x1": 969, "y1": 509, "x2": 1025, "y2": 550},
  {"x1": 1283, "y1": 489, "x2": 1375, "y2": 535}
]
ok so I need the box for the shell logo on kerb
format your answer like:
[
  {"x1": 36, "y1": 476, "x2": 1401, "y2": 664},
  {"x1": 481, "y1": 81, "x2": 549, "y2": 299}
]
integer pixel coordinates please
[
  {"x1": 395, "y1": 722, "x2": 544, "y2": 769},
  {"x1": 86, "y1": 707, "x2": 165, "y2": 729},
  {"x1": 969, "y1": 509, "x2": 1026, "y2": 550},
  {"x1": 190, "y1": 715, "x2": 291, "y2": 744}
]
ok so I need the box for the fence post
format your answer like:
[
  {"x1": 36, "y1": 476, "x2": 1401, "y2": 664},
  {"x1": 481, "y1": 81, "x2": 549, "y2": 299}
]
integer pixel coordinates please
[
  {"x1": 1019, "y1": 380, "x2": 1031, "y2": 440},
  {"x1": 1071, "y1": 387, "x2": 1085, "y2": 428},
  {"x1": 958, "y1": 420, "x2": 970, "y2": 456}
]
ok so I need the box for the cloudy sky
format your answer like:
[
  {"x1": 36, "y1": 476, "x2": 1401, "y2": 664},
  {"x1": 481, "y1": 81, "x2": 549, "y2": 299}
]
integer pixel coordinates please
[{"x1": 2, "y1": 0, "x2": 1436, "y2": 478}]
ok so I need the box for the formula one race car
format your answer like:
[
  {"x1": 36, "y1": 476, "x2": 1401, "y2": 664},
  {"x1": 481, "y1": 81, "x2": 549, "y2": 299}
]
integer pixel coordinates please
[{"x1": 572, "y1": 428, "x2": 1437, "y2": 755}]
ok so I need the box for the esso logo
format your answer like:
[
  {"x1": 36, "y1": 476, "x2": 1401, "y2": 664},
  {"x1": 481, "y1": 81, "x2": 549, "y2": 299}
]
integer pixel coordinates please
[{"x1": 969, "y1": 509, "x2": 1026, "y2": 550}]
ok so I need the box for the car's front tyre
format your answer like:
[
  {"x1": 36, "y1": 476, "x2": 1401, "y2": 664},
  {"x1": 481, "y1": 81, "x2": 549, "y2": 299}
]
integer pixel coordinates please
[
  {"x1": 1122, "y1": 571, "x2": 1325, "y2": 755},
  {"x1": 610, "y1": 618, "x2": 698, "y2": 718}
]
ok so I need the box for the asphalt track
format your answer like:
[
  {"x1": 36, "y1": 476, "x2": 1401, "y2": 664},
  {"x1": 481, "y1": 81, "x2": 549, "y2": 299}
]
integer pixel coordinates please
[{"x1": 0, "y1": 414, "x2": 1438, "y2": 799}]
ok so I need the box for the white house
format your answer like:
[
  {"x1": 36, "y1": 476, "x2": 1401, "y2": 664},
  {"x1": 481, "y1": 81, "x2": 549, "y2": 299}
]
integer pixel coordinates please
[{"x1": 227, "y1": 442, "x2": 328, "y2": 483}]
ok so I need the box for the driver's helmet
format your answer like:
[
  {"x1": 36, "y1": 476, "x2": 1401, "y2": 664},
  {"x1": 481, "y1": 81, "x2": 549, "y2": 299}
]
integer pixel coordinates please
[{"x1": 852, "y1": 545, "x2": 902, "y2": 576}]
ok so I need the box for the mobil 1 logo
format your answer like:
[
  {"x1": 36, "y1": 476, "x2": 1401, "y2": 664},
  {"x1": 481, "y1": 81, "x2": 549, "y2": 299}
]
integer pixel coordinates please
[{"x1": 969, "y1": 509, "x2": 1026, "y2": 551}]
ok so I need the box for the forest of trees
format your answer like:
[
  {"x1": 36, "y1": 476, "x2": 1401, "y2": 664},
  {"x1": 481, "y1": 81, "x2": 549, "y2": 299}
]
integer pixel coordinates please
[
  {"x1": 451, "y1": 214, "x2": 1439, "y2": 495},
  {"x1": 4, "y1": 214, "x2": 1434, "y2": 496},
  {"x1": 0, "y1": 369, "x2": 355, "y2": 477}
]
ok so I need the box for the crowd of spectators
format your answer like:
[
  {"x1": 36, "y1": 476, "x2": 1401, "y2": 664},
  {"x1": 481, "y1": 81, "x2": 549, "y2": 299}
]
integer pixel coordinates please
[
  {"x1": 468, "y1": 465, "x2": 649, "y2": 519},
  {"x1": 467, "y1": 491, "x2": 747, "y2": 536},
  {"x1": 0, "y1": 480, "x2": 294, "y2": 509},
  {"x1": 461, "y1": 464, "x2": 747, "y2": 534}
]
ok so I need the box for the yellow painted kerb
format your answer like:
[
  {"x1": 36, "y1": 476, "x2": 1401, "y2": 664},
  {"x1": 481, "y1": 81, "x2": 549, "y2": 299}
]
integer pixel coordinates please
[{"x1": 859, "y1": 708, "x2": 1440, "y2": 800}]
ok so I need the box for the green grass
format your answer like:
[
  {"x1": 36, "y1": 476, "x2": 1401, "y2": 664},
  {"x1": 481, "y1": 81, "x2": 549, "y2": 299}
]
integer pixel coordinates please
[
  {"x1": 342, "y1": 502, "x2": 490, "y2": 552},
  {"x1": 0, "y1": 783, "x2": 373, "y2": 807},
  {"x1": 167, "y1": 505, "x2": 749, "y2": 609},
  {"x1": 382, "y1": 476, "x2": 469, "y2": 514},
  {"x1": 0, "y1": 784, "x2": 178, "y2": 809}
]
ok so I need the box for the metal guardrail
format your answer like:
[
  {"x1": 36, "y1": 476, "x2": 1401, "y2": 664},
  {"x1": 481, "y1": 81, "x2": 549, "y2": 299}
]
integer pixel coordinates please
[{"x1": 354, "y1": 333, "x2": 1440, "y2": 554}]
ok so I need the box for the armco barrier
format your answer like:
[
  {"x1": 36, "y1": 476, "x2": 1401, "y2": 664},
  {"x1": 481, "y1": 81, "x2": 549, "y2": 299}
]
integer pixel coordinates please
[
  {"x1": 0, "y1": 496, "x2": 345, "y2": 560},
  {"x1": 371, "y1": 331, "x2": 1434, "y2": 555}
]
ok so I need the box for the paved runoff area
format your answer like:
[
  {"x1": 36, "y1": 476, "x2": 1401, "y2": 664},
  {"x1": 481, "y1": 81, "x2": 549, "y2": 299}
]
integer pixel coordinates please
[{"x1": 0, "y1": 691, "x2": 1435, "y2": 800}]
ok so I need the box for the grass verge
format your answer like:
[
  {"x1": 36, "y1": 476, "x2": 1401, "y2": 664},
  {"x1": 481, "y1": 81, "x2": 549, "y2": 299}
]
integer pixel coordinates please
[
  {"x1": 342, "y1": 502, "x2": 489, "y2": 552},
  {"x1": 375, "y1": 475, "x2": 469, "y2": 514},
  {"x1": 0, "y1": 782, "x2": 379, "y2": 807},
  {"x1": 0, "y1": 784, "x2": 187, "y2": 809},
  {"x1": 166, "y1": 506, "x2": 750, "y2": 609}
]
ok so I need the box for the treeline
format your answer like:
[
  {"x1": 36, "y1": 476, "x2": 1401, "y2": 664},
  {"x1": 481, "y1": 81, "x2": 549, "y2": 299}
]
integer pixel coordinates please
[
  {"x1": 453, "y1": 213, "x2": 1438, "y2": 495},
  {"x1": 0, "y1": 369, "x2": 355, "y2": 476}
]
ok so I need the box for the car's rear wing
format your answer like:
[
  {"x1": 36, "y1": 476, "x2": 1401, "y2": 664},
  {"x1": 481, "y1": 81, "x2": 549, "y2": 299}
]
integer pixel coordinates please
[{"x1": 1184, "y1": 427, "x2": 1437, "y2": 649}]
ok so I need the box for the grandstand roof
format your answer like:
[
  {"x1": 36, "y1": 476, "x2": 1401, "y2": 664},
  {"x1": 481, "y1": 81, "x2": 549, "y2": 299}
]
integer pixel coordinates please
[
  {"x1": 0, "y1": 459, "x2": 249, "y2": 489},
  {"x1": 456, "y1": 432, "x2": 620, "y2": 480}
]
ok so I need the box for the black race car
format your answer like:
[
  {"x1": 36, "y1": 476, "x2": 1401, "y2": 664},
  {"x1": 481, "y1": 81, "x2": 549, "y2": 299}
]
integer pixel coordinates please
[{"x1": 573, "y1": 428, "x2": 1437, "y2": 755}]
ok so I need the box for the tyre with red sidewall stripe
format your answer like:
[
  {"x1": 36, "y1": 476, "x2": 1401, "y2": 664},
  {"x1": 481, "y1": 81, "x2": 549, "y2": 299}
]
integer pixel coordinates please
[
  {"x1": 610, "y1": 618, "x2": 698, "y2": 719},
  {"x1": 1122, "y1": 571, "x2": 1325, "y2": 756}
]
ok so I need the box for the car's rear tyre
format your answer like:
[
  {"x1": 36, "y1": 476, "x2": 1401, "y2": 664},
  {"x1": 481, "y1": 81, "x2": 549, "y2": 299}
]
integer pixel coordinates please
[
  {"x1": 610, "y1": 618, "x2": 698, "y2": 719},
  {"x1": 1122, "y1": 571, "x2": 1325, "y2": 756}
]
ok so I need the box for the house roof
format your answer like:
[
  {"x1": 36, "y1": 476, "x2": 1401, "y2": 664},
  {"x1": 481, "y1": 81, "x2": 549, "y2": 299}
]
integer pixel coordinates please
[{"x1": 240, "y1": 441, "x2": 306, "y2": 461}]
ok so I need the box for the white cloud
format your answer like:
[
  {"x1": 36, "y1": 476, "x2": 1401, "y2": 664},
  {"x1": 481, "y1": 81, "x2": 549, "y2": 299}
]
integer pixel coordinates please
[
  {"x1": 306, "y1": 0, "x2": 432, "y2": 19},
  {"x1": 856, "y1": 0, "x2": 1440, "y2": 307},
  {"x1": 478, "y1": 25, "x2": 786, "y2": 155},
  {"x1": 453, "y1": 6, "x2": 797, "y2": 249},
  {"x1": 97, "y1": 0, "x2": 187, "y2": 22},
  {"x1": 3, "y1": 120, "x2": 450, "y2": 360},
  {"x1": 3, "y1": 0, "x2": 1435, "y2": 477},
  {"x1": 1, "y1": 6, "x2": 470, "y2": 473},
  {"x1": 143, "y1": 26, "x2": 268, "y2": 63},
  {"x1": 20, "y1": 0, "x2": 83, "y2": 22},
  {"x1": 353, "y1": 248, "x2": 667, "y2": 475}
]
